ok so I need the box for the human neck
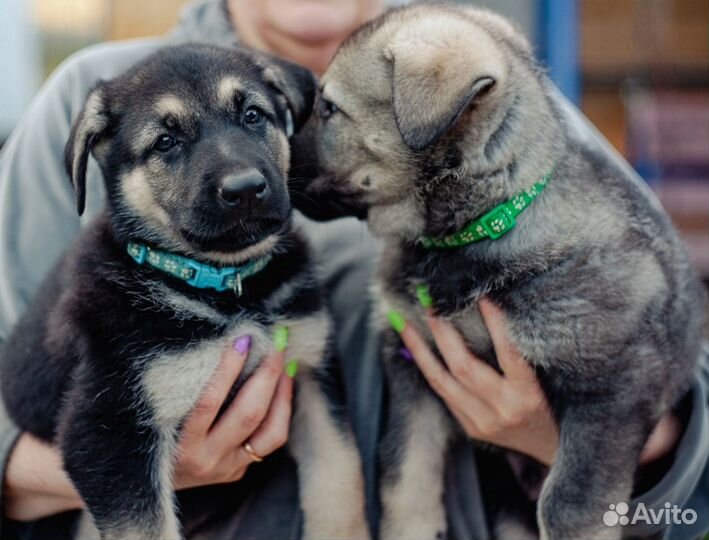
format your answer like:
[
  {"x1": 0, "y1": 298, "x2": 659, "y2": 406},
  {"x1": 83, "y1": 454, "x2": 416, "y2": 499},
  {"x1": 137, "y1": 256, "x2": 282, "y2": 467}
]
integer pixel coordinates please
[{"x1": 233, "y1": 21, "x2": 339, "y2": 76}]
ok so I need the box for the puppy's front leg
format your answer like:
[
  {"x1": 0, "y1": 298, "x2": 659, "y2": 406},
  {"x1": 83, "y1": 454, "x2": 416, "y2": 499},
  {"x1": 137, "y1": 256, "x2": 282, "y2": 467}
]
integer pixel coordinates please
[
  {"x1": 60, "y1": 382, "x2": 180, "y2": 540},
  {"x1": 379, "y1": 346, "x2": 453, "y2": 540},
  {"x1": 289, "y1": 364, "x2": 370, "y2": 540},
  {"x1": 537, "y1": 401, "x2": 651, "y2": 540}
]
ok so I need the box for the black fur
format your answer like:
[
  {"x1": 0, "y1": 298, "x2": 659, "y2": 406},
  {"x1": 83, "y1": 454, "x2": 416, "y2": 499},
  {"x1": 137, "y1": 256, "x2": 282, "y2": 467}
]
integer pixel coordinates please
[{"x1": 2, "y1": 44, "x2": 368, "y2": 540}]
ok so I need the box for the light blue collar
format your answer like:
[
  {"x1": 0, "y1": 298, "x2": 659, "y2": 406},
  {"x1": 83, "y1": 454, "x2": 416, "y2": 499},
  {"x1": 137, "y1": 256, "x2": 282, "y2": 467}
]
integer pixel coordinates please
[{"x1": 127, "y1": 241, "x2": 272, "y2": 296}]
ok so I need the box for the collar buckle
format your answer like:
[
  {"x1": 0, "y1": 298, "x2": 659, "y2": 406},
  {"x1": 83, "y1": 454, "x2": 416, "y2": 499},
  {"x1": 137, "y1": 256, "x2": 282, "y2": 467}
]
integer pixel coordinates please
[
  {"x1": 480, "y1": 206, "x2": 516, "y2": 240},
  {"x1": 185, "y1": 262, "x2": 236, "y2": 292}
]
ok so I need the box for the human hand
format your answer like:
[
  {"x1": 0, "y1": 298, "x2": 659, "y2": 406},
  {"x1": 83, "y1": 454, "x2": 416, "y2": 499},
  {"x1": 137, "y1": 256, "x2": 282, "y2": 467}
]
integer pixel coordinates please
[
  {"x1": 3, "y1": 334, "x2": 295, "y2": 522},
  {"x1": 391, "y1": 297, "x2": 681, "y2": 466},
  {"x1": 3, "y1": 433, "x2": 83, "y2": 521},
  {"x1": 173, "y1": 334, "x2": 294, "y2": 489}
]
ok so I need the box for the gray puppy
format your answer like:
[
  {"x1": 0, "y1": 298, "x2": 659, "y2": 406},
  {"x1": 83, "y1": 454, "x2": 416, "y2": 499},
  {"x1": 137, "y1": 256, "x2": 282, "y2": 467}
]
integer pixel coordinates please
[{"x1": 304, "y1": 4, "x2": 705, "y2": 540}]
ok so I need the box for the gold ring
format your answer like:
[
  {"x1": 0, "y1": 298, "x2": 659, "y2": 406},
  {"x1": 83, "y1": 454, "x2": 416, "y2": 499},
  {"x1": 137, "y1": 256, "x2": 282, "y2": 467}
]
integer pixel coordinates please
[{"x1": 243, "y1": 441, "x2": 264, "y2": 462}]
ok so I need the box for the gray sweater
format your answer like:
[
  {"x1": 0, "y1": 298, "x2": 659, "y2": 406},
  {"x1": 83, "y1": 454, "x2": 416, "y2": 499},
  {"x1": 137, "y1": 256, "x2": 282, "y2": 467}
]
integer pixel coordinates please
[{"x1": 0, "y1": 1, "x2": 707, "y2": 539}]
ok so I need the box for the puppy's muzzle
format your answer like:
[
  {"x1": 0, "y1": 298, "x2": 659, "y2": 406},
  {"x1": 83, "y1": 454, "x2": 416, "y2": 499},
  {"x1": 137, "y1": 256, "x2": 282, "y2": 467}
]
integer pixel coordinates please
[
  {"x1": 219, "y1": 168, "x2": 268, "y2": 212},
  {"x1": 301, "y1": 174, "x2": 369, "y2": 221}
]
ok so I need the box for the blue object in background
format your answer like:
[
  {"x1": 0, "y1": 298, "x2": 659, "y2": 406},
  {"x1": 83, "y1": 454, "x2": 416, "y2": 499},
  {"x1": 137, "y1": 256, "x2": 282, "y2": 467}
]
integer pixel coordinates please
[
  {"x1": 0, "y1": 0, "x2": 40, "y2": 142},
  {"x1": 537, "y1": 0, "x2": 580, "y2": 105}
]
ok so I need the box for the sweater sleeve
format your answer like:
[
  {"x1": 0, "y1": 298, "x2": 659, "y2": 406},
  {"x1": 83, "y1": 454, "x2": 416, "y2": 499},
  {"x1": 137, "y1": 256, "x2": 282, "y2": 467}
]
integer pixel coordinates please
[{"x1": 0, "y1": 386, "x2": 21, "y2": 539}]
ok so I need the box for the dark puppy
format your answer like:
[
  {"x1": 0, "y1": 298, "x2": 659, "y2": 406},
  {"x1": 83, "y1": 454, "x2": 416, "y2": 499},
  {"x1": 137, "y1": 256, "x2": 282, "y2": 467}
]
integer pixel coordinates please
[
  {"x1": 1, "y1": 44, "x2": 368, "y2": 540},
  {"x1": 303, "y1": 5, "x2": 704, "y2": 540}
]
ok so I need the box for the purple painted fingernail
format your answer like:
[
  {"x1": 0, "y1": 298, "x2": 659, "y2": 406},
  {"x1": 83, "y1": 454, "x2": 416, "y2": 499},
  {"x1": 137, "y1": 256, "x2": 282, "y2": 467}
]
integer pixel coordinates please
[
  {"x1": 399, "y1": 347, "x2": 414, "y2": 362},
  {"x1": 233, "y1": 335, "x2": 252, "y2": 354}
]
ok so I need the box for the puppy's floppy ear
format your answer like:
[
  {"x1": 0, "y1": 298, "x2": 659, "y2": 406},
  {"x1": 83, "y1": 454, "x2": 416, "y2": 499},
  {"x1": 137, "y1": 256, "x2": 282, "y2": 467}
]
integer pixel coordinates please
[
  {"x1": 385, "y1": 17, "x2": 505, "y2": 151},
  {"x1": 64, "y1": 83, "x2": 111, "y2": 216},
  {"x1": 261, "y1": 57, "x2": 317, "y2": 136}
]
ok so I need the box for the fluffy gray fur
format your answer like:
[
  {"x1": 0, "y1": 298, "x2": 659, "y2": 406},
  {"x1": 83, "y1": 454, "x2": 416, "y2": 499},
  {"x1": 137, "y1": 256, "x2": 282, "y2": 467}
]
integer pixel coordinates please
[{"x1": 304, "y1": 5, "x2": 705, "y2": 540}]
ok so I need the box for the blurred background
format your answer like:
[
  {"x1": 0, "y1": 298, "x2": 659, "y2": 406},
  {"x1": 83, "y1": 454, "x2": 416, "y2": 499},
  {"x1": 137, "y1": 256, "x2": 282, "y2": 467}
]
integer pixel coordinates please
[{"x1": 0, "y1": 0, "x2": 707, "y2": 279}]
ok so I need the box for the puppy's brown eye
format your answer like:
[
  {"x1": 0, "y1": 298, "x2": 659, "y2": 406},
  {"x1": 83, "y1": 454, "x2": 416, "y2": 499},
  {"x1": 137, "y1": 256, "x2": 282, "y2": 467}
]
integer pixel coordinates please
[
  {"x1": 319, "y1": 98, "x2": 339, "y2": 119},
  {"x1": 244, "y1": 106, "x2": 263, "y2": 124},
  {"x1": 154, "y1": 134, "x2": 177, "y2": 152}
]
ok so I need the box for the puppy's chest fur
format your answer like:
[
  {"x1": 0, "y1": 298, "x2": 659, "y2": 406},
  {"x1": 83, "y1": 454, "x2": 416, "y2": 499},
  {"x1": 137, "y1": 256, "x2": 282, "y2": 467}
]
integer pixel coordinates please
[
  {"x1": 376, "y1": 242, "x2": 518, "y2": 363},
  {"x1": 138, "y1": 287, "x2": 330, "y2": 429},
  {"x1": 4, "y1": 218, "x2": 329, "y2": 440},
  {"x1": 98, "y1": 246, "x2": 328, "y2": 433}
]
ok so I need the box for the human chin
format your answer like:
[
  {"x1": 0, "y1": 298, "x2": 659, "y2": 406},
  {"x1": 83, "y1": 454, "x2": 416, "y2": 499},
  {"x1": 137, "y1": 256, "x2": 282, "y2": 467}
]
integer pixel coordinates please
[{"x1": 265, "y1": 0, "x2": 362, "y2": 43}]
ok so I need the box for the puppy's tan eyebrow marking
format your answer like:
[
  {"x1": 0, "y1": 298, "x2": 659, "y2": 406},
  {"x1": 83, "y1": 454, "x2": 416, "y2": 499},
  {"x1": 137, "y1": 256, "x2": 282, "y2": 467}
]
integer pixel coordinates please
[
  {"x1": 154, "y1": 95, "x2": 190, "y2": 121},
  {"x1": 217, "y1": 76, "x2": 273, "y2": 115},
  {"x1": 216, "y1": 76, "x2": 243, "y2": 109},
  {"x1": 132, "y1": 94, "x2": 198, "y2": 155}
]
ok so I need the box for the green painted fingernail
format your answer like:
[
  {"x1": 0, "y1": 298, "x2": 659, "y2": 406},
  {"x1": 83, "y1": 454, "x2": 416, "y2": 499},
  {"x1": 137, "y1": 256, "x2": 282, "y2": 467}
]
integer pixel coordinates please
[
  {"x1": 415, "y1": 284, "x2": 433, "y2": 308},
  {"x1": 285, "y1": 359, "x2": 299, "y2": 378},
  {"x1": 387, "y1": 310, "x2": 406, "y2": 333},
  {"x1": 274, "y1": 326, "x2": 289, "y2": 352}
]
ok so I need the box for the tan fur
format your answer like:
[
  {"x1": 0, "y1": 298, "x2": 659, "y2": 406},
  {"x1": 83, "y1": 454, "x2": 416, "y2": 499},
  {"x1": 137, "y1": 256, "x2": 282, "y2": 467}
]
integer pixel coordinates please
[
  {"x1": 71, "y1": 91, "x2": 109, "y2": 186},
  {"x1": 141, "y1": 306, "x2": 369, "y2": 540},
  {"x1": 290, "y1": 376, "x2": 370, "y2": 540},
  {"x1": 202, "y1": 234, "x2": 281, "y2": 264},
  {"x1": 277, "y1": 131, "x2": 291, "y2": 174},
  {"x1": 121, "y1": 167, "x2": 284, "y2": 265},
  {"x1": 128, "y1": 96, "x2": 194, "y2": 156},
  {"x1": 49, "y1": 43, "x2": 346, "y2": 540},
  {"x1": 494, "y1": 512, "x2": 539, "y2": 540},
  {"x1": 463, "y1": 7, "x2": 533, "y2": 54},
  {"x1": 283, "y1": 311, "x2": 370, "y2": 539},
  {"x1": 384, "y1": 12, "x2": 507, "y2": 145},
  {"x1": 315, "y1": 4, "x2": 524, "y2": 239},
  {"x1": 216, "y1": 76, "x2": 243, "y2": 109},
  {"x1": 121, "y1": 168, "x2": 173, "y2": 229},
  {"x1": 154, "y1": 95, "x2": 190, "y2": 121},
  {"x1": 75, "y1": 513, "x2": 101, "y2": 540},
  {"x1": 279, "y1": 311, "x2": 332, "y2": 370},
  {"x1": 313, "y1": 6, "x2": 549, "y2": 539},
  {"x1": 379, "y1": 395, "x2": 452, "y2": 540},
  {"x1": 141, "y1": 321, "x2": 272, "y2": 427},
  {"x1": 314, "y1": 6, "x2": 695, "y2": 540}
]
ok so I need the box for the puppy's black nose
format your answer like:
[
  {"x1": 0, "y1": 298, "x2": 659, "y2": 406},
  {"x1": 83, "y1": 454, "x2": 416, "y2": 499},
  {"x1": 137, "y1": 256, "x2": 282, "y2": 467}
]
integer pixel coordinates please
[{"x1": 219, "y1": 169, "x2": 267, "y2": 207}]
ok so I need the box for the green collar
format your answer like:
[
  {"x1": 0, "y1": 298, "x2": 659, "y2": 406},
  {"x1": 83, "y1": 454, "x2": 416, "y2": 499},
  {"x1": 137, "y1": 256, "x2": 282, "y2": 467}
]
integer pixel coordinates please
[
  {"x1": 127, "y1": 241, "x2": 272, "y2": 296},
  {"x1": 418, "y1": 170, "x2": 552, "y2": 249}
]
